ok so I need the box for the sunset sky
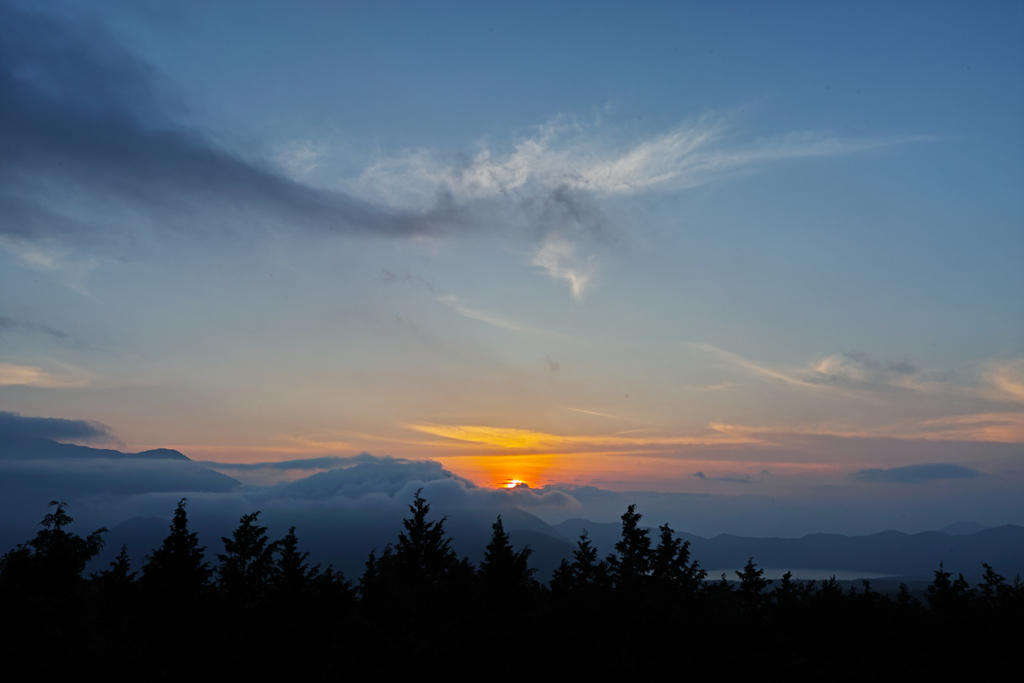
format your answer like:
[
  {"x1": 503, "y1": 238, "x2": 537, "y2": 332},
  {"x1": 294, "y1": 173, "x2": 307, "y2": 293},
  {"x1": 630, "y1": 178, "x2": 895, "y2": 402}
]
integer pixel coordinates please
[{"x1": 2, "y1": 1, "x2": 1022, "y2": 533}]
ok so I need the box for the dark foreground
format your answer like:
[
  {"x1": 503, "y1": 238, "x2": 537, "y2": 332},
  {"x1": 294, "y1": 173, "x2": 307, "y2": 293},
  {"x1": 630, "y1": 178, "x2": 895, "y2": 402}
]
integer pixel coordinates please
[{"x1": 2, "y1": 494, "x2": 1020, "y2": 678}]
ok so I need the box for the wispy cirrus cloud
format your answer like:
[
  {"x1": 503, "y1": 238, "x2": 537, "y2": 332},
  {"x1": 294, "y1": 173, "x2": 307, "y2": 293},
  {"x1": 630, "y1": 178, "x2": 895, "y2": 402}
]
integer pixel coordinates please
[
  {"x1": 436, "y1": 295, "x2": 540, "y2": 333},
  {"x1": 350, "y1": 114, "x2": 906, "y2": 205},
  {"x1": 348, "y1": 115, "x2": 911, "y2": 297},
  {"x1": 690, "y1": 343, "x2": 1024, "y2": 406},
  {"x1": 710, "y1": 411, "x2": 1024, "y2": 444}
]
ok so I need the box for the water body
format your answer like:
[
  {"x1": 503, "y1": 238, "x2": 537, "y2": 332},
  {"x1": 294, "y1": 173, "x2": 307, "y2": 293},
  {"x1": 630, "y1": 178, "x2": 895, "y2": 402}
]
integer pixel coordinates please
[{"x1": 706, "y1": 568, "x2": 893, "y2": 581}]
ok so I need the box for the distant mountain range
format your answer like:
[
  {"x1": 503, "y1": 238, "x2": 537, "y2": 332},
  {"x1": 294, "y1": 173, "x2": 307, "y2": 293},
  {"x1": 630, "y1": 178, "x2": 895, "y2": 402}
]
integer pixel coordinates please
[
  {"x1": 0, "y1": 435, "x2": 193, "y2": 461},
  {"x1": 4, "y1": 436, "x2": 1019, "y2": 585},
  {"x1": 551, "y1": 518, "x2": 1024, "y2": 581}
]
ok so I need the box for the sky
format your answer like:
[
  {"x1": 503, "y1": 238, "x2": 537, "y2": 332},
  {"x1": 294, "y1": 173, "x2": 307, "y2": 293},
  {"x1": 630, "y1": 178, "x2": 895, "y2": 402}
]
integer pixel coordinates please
[{"x1": 1, "y1": 0, "x2": 1022, "y2": 536}]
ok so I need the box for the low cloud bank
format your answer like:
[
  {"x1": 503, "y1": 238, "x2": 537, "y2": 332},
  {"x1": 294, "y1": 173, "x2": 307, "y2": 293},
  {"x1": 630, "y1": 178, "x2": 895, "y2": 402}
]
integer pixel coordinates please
[
  {"x1": 199, "y1": 454, "x2": 368, "y2": 472},
  {"x1": 852, "y1": 463, "x2": 983, "y2": 483},
  {"x1": 0, "y1": 410, "x2": 113, "y2": 442}
]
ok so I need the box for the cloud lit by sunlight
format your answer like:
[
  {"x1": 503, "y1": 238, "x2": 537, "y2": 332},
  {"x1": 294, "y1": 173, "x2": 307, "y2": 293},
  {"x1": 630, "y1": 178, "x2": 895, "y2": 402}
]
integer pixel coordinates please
[
  {"x1": 531, "y1": 237, "x2": 593, "y2": 298},
  {"x1": 985, "y1": 360, "x2": 1024, "y2": 404},
  {"x1": 0, "y1": 362, "x2": 96, "y2": 388},
  {"x1": 405, "y1": 422, "x2": 757, "y2": 452}
]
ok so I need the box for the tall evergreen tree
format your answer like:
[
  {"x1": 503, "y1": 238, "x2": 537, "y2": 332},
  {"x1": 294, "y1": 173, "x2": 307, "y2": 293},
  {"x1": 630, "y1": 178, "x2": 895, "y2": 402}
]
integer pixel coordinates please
[
  {"x1": 478, "y1": 515, "x2": 536, "y2": 592},
  {"x1": 977, "y1": 563, "x2": 1009, "y2": 607},
  {"x1": 570, "y1": 530, "x2": 610, "y2": 592},
  {"x1": 217, "y1": 511, "x2": 279, "y2": 604},
  {"x1": 0, "y1": 501, "x2": 106, "y2": 591},
  {"x1": 609, "y1": 504, "x2": 651, "y2": 586},
  {"x1": 735, "y1": 557, "x2": 772, "y2": 612},
  {"x1": 651, "y1": 523, "x2": 682, "y2": 582},
  {"x1": 92, "y1": 543, "x2": 137, "y2": 584},
  {"x1": 362, "y1": 489, "x2": 469, "y2": 594},
  {"x1": 925, "y1": 561, "x2": 973, "y2": 614},
  {"x1": 141, "y1": 498, "x2": 211, "y2": 598},
  {"x1": 275, "y1": 526, "x2": 318, "y2": 595},
  {"x1": 651, "y1": 523, "x2": 705, "y2": 594},
  {"x1": 550, "y1": 558, "x2": 574, "y2": 595},
  {"x1": 91, "y1": 544, "x2": 137, "y2": 604}
]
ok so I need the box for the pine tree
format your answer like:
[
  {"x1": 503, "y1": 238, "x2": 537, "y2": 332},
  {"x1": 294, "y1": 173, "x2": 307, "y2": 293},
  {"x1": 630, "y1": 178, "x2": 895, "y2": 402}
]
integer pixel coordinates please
[
  {"x1": 651, "y1": 522, "x2": 682, "y2": 582},
  {"x1": 362, "y1": 489, "x2": 468, "y2": 595},
  {"x1": 359, "y1": 547, "x2": 383, "y2": 598},
  {"x1": 217, "y1": 511, "x2": 279, "y2": 605},
  {"x1": 275, "y1": 526, "x2": 318, "y2": 595},
  {"x1": 141, "y1": 498, "x2": 212, "y2": 598},
  {"x1": 735, "y1": 557, "x2": 772, "y2": 612},
  {"x1": 924, "y1": 561, "x2": 973, "y2": 614},
  {"x1": 550, "y1": 558, "x2": 574, "y2": 595},
  {"x1": 650, "y1": 522, "x2": 704, "y2": 593},
  {"x1": 92, "y1": 544, "x2": 137, "y2": 603},
  {"x1": 93, "y1": 544, "x2": 137, "y2": 584},
  {"x1": 478, "y1": 515, "x2": 536, "y2": 592},
  {"x1": 772, "y1": 570, "x2": 799, "y2": 609},
  {"x1": 0, "y1": 501, "x2": 107, "y2": 592},
  {"x1": 896, "y1": 582, "x2": 918, "y2": 608},
  {"x1": 977, "y1": 563, "x2": 1008, "y2": 607},
  {"x1": 609, "y1": 504, "x2": 651, "y2": 586},
  {"x1": 571, "y1": 529, "x2": 610, "y2": 591}
]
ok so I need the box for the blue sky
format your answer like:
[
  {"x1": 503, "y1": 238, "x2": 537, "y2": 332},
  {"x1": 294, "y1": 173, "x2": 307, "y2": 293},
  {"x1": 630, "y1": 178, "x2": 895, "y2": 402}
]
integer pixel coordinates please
[{"x1": 1, "y1": 0, "x2": 1021, "y2": 533}]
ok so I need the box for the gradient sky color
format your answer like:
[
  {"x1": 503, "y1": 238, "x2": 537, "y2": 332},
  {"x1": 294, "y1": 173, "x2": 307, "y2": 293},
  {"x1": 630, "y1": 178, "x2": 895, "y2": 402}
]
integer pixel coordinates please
[{"x1": 1, "y1": 1, "x2": 1022, "y2": 531}]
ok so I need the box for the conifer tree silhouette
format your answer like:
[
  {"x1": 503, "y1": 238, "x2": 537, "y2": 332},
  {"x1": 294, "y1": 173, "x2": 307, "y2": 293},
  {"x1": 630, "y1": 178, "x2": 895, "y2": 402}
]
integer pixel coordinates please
[
  {"x1": 0, "y1": 501, "x2": 107, "y2": 591},
  {"x1": 93, "y1": 543, "x2": 137, "y2": 584},
  {"x1": 651, "y1": 522, "x2": 683, "y2": 582},
  {"x1": 362, "y1": 489, "x2": 468, "y2": 594},
  {"x1": 772, "y1": 570, "x2": 798, "y2": 609},
  {"x1": 925, "y1": 560, "x2": 973, "y2": 614},
  {"x1": 92, "y1": 544, "x2": 137, "y2": 604},
  {"x1": 217, "y1": 511, "x2": 279, "y2": 605},
  {"x1": 141, "y1": 498, "x2": 211, "y2": 598},
  {"x1": 650, "y1": 522, "x2": 705, "y2": 593},
  {"x1": 609, "y1": 504, "x2": 651, "y2": 586},
  {"x1": 896, "y1": 582, "x2": 918, "y2": 608},
  {"x1": 479, "y1": 515, "x2": 536, "y2": 592},
  {"x1": 275, "y1": 526, "x2": 320, "y2": 595},
  {"x1": 977, "y1": 563, "x2": 1009, "y2": 607},
  {"x1": 550, "y1": 558, "x2": 574, "y2": 595},
  {"x1": 736, "y1": 557, "x2": 772, "y2": 612},
  {"x1": 395, "y1": 489, "x2": 462, "y2": 583},
  {"x1": 570, "y1": 530, "x2": 610, "y2": 592}
]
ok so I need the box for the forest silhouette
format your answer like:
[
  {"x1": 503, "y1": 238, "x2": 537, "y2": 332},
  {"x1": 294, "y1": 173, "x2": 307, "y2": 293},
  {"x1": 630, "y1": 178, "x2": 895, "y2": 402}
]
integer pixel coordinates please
[{"x1": 1, "y1": 494, "x2": 1020, "y2": 676}]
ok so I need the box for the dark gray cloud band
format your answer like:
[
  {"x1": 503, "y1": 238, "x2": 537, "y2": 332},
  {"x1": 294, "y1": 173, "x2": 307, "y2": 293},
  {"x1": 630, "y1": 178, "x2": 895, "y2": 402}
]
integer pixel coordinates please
[
  {"x1": 199, "y1": 455, "x2": 362, "y2": 472},
  {"x1": 852, "y1": 463, "x2": 982, "y2": 484},
  {"x1": 0, "y1": 2, "x2": 464, "y2": 247},
  {"x1": 0, "y1": 410, "x2": 113, "y2": 442}
]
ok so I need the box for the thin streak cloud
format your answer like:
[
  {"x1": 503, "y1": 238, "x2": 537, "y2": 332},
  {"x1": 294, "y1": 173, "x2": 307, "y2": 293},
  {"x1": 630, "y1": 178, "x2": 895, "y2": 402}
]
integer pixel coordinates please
[
  {"x1": 436, "y1": 295, "x2": 539, "y2": 333},
  {"x1": 351, "y1": 115, "x2": 911, "y2": 205},
  {"x1": 404, "y1": 423, "x2": 755, "y2": 451},
  {"x1": 562, "y1": 406, "x2": 640, "y2": 422}
]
